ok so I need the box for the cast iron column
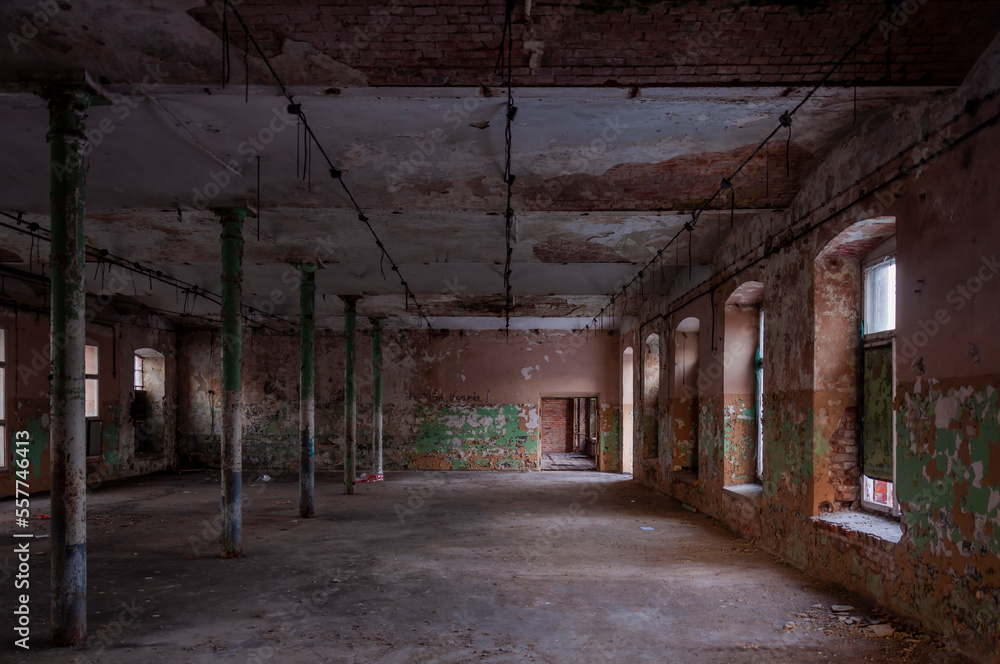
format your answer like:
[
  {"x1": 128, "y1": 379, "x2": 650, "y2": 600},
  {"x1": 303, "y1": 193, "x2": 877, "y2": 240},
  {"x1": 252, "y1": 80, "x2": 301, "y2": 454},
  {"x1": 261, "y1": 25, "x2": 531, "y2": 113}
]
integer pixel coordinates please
[
  {"x1": 217, "y1": 208, "x2": 248, "y2": 558},
  {"x1": 48, "y1": 86, "x2": 91, "y2": 647},
  {"x1": 371, "y1": 317, "x2": 383, "y2": 478},
  {"x1": 298, "y1": 265, "x2": 317, "y2": 517},
  {"x1": 344, "y1": 296, "x2": 358, "y2": 494}
]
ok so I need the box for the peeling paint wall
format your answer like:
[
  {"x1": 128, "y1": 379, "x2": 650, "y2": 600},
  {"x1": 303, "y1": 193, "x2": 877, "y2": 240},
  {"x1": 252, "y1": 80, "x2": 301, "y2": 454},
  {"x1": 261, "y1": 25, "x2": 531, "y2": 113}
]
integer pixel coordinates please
[
  {"x1": 632, "y1": 34, "x2": 1000, "y2": 659},
  {"x1": 177, "y1": 328, "x2": 621, "y2": 473},
  {"x1": 0, "y1": 305, "x2": 178, "y2": 498}
]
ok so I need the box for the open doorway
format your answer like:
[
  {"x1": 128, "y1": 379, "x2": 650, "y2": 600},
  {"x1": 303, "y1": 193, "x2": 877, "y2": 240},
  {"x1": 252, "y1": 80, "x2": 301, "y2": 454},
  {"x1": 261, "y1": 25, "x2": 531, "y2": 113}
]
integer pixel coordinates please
[
  {"x1": 622, "y1": 346, "x2": 634, "y2": 475},
  {"x1": 540, "y1": 396, "x2": 597, "y2": 470}
]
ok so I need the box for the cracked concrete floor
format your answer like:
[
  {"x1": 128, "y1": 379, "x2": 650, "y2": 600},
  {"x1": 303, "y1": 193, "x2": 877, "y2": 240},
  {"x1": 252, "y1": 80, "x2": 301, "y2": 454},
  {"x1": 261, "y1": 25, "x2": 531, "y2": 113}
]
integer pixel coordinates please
[{"x1": 1, "y1": 471, "x2": 978, "y2": 663}]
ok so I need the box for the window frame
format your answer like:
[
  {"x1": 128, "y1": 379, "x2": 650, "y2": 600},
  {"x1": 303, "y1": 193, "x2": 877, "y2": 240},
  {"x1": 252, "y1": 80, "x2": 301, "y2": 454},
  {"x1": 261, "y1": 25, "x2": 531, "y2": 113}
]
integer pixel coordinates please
[
  {"x1": 134, "y1": 354, "x2": 144, "y2": 391},
  {"x1": 85, "y1": 343, "x2": 99, "y2": 420},
  {"x1": 861, "y1": 254, "x2": 899, "y2": 516},
  {"x1": 754, "y1": 312, "x2": 764, "y2": 482}
]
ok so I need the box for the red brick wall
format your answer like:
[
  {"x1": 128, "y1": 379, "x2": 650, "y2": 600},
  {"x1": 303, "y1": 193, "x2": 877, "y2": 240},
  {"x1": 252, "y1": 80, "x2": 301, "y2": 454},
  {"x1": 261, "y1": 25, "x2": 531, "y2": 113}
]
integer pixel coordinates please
[
  {"x1": 188, "y1": 1, "x2": 998, "y2": 88},
  {"x1": 540, "y1": 397, "x2": 574, "y2": 454},
  {"x1": 829, "y1": 407, "x2": 861, "y2": 509}
]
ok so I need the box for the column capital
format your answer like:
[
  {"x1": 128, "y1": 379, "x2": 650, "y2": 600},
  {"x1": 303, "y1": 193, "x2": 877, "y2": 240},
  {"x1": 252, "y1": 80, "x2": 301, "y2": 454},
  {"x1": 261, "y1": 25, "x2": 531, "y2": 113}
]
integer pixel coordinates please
[
  {"x1": 26, "y1": 69, "x2": 111, "y2": 107},
  {"x1": 212, "y1": 207, "x2": 255, "y2": 223},
  {"x1": 295, "y1": 263, "x2": 320, "y2": 274}
]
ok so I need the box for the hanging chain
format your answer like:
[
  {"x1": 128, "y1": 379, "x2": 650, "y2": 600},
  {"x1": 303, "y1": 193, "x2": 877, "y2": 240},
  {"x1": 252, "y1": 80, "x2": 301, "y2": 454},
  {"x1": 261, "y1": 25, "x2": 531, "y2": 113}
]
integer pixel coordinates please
[{"x1": 500, "y1": 0, "x2": 517, "y2": 336}]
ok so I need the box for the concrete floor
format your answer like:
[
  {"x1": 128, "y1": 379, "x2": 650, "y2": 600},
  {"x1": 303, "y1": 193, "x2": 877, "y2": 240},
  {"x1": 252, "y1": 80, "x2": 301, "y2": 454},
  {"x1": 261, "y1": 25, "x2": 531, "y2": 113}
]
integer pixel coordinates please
[{"x1": 1, "y1": 471, "x2": 978, "y2": 663}]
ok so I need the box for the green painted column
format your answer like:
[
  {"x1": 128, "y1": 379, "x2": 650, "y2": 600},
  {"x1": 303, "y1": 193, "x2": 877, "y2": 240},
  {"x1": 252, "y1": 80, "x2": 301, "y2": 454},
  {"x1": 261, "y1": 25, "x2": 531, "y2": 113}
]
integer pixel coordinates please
[
  {"x1": 298, "y1": 265, "x2": 317, "y2": 517},
  {"x1": 371, "y1": 317, "x2": 384, "y2": 478},
  {"x1": 216, "y1": 207, "x2": 249, "y2": 558},
  {"x1": 344, "y1": 296, "x2": 358, "y2": 494},
  {"x1": 47, "y1": 86, "x2": 92, "y2": 647}
]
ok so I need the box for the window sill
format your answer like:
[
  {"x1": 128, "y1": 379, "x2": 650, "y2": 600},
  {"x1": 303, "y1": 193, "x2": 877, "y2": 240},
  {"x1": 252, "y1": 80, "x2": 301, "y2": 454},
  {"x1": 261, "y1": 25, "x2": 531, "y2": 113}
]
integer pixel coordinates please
[
  {"x1": 812, "y1": 511, "x2": 902, "y2": 545},
  {"x1": 723, "y1": 482, "x2": 763, "y2": 504}
]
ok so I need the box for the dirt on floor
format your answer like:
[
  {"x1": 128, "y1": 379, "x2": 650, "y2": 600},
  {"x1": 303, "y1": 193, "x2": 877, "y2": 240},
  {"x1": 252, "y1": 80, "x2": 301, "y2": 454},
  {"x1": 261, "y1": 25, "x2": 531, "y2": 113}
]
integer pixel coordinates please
[{"x1": 0, "y1": 470, "x2": 983, "y2": 663}]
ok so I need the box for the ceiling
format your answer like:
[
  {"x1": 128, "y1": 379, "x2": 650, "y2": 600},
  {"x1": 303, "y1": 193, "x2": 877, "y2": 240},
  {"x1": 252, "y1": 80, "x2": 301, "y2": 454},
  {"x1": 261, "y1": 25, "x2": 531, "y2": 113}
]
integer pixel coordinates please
[{"x1": 0, "y1": 0, "x2": 996, "y2": 329}]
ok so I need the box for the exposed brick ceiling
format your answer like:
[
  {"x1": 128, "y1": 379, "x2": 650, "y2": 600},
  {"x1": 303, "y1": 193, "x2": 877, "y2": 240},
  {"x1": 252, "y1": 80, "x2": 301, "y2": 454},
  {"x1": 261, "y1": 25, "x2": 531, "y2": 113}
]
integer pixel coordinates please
[
  {"x1": 0, "y1": 0, "x2": 997, "y2": 326},
  {"x1": 188, "y1": 0, "x2": 999, "y2": 87}
]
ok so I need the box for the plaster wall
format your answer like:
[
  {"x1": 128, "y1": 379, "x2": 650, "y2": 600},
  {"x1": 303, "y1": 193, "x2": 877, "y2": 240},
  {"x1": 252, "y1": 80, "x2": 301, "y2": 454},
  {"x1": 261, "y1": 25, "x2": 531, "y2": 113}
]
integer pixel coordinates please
[
  {"x1": 177, "y1": 328, "x2": 621, "y2": 473},
  {"x1": 0, "y1": 306, "x2": 178, "y2": 498},
  {"x1": 634, "y1": 34, "x2": 1000, "y2": 659}
]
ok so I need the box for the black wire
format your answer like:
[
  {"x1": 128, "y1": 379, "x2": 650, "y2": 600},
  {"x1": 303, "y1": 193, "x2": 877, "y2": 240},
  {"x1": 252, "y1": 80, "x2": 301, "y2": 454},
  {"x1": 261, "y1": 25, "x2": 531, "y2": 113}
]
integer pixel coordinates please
[
  {"x1": 221, "y1": 0, "x2": 231, "y2": 86},
  {"x1": 639, "y1": 96, "x2": 1000, "y2": 333},
  {"x1": 256, "y1": 155, "x2": 261, "y2": 241},
  {"x1": 244, "y1": 30, "x2": 249, "y2": 103},
  {"x1": 765, "y1": 140, "x2": 770, "y2": 199},
  {"x1": 0, "y1": 211, "x2": 290, "y2": 333},
  {"x1": 501, "y1": 0, "x2": 516, "y2": 336},
  {"x1": 225, "y1": 3, "x2": 434, "y2": 330},
  {"x1": 583, "y1": 5, "x2": 892, "y2": 332}
]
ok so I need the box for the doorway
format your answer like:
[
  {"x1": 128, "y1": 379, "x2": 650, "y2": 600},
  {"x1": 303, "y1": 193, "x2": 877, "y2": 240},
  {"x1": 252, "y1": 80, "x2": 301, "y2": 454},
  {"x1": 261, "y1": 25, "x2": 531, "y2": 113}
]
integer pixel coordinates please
[
  {"x1": 622, "y1": 347, "x2": 634, "y2": 475},
  {"x1": 541, "y1": 396, "x2": 597, "y2": 470}
]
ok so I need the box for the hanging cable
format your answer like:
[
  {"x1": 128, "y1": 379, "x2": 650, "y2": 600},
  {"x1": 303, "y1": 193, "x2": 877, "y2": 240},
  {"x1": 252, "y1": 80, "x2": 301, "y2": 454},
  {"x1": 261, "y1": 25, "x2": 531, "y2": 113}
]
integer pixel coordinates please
[
  {"x1": 581, "y1": 5, "x2": 892, "y2": 333},
  {"x1": 779, "y1": 110, "x2": 793, "y2": 178},
  {"x1": 0, "y1": 211, "x2": 289, "y2": 333},
  {"x1": 721, "y1": 177, "x2": 734, "y2": 228},
  {"x1": 635, "y1": 90, "x2": 1000, "y2": 338},
  {"x1": 496, "y1": 0, "x2": 518, "y2": 336},
  {"x1": 223, "y1": 4, "x2": 434, "y2": 330},
  {"x1": 244, "y1": 29, "x2": 250, "y2": 104},
  {"x1": 256, "y1": 155, "x2": 261, "y2": 241},
  {"x1": 765, "y1": 139, "x2": 770, "y2": 199},
  {"x1": 221, "y1": 0, "x2": 231, "y2": 87}
]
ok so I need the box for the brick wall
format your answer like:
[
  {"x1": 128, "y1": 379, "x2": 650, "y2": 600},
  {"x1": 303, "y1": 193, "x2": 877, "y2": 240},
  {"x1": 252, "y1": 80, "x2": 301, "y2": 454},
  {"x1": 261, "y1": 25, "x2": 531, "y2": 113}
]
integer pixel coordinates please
[
  {"x1": 541, "y1": 397, "x2": 574, "y2": 454},
  {"x1": 189, "y1": 0, "x2": 999, "y2": 88},
  {"x1": 829, "y1": 406, "x2": 861, "y2": 509}
]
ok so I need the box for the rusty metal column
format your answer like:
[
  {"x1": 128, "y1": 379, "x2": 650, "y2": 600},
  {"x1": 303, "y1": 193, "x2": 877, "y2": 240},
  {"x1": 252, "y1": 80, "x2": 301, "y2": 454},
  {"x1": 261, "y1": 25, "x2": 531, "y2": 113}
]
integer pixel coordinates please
[
  {"x1": 371, "y1": 317, "x2": 383, "y2": 478},
  {"x1": 298, "y1": 265, "x2": 317, "y2": 518},
  {"x1": 47, "y1": 86, "x2": 91, "y2": 647},
  {"x1": 217, "y1": 207, "x2": 249, "y2": 558},
  {"x1": 343, "y1": 296, "x2": 358, "y2": 494}
]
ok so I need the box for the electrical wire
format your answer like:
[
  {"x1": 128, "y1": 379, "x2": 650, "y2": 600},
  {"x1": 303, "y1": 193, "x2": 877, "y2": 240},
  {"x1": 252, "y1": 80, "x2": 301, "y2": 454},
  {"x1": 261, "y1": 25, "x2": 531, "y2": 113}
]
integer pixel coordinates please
[
  {"x1": 222, "y1": 3, "x2": 434, "y2": 330},
  {"x1": 0, "y1": 211, "x2": 289, "y2": 334},
  {"x1": 497, "y1": 0, "x2": 517, "y2": 335},
  {"x1": 637, "y1": 91, "x2": 1000, "y2": 332},
  {"x1": 583, "y1": 5, "x2": 892, "y2": 333}
]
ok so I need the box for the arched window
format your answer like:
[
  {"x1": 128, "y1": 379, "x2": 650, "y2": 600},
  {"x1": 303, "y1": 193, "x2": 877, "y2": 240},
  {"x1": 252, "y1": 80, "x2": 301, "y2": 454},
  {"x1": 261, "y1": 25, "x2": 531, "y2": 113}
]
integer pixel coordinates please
[
  {"x1": 622, "y1": 346, "x2": 634, "y2": 473},
  {"x1": 641, "y1": 333, "x2": 661, "y2": 459},
  {"x1": 133, "y1": 349, "x2": 166, "y2": 455},
  {"x1": 724, "y1": 282, "x2": 764, "y2": 485},
  {"x1": 813, "y1": 216, "x2": 897, "y2": 513},
  {"x1": 673, "y1": 317, "x2": 700, "y2": 474}
]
